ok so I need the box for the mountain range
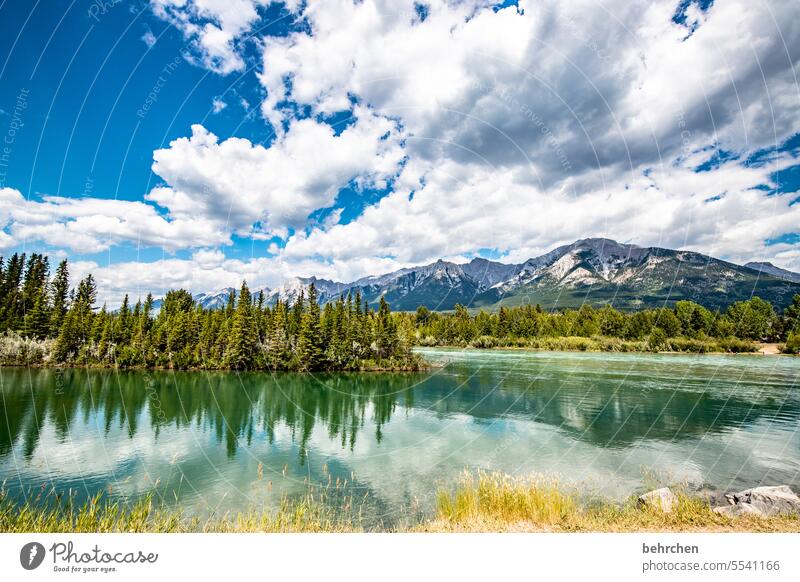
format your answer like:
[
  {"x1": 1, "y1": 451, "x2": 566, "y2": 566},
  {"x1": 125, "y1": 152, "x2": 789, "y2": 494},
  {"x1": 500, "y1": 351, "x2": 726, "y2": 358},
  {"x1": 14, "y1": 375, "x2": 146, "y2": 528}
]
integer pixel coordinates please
[{"x1": 171, "y1": 238, "x2": 800, "y2": 312}]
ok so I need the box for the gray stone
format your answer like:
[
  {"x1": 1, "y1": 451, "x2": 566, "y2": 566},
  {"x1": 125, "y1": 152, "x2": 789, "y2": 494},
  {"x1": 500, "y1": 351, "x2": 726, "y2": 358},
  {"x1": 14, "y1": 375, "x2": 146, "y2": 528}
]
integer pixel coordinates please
[
  {"x1": 637, "y1": 487, "x2": 677, "y2": 513},
  {"x1": 730, "y1": 485, "x2": 800, "y2": 516},
  {"x1": 713, "y1": 503, "x2": 764, "y2": 517}
]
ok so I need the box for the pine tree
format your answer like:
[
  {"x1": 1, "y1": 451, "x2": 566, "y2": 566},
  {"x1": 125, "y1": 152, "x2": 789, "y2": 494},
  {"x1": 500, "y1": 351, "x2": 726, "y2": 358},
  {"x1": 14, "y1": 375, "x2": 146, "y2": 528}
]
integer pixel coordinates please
[
  {"x1": 22, "y1": 254, "x2": 49, "y2": 316},
  {"x1": 290, "y1": 289, "x2": 305, "y2": 339},
  {"x1": 98, "y1": 315, "x2": 112, "y2": 362},
  {"x1": 23, "y1": 291, "x2": 49, "y2": 340},
  {"x1": 267, "y1": 300, "x2": 291, "y2": 369},
  {"x1": 115, "y1": 294, "x2": 131, "y2": 344},
  {"x1": 50, "y1": 259, "x2": 70, "y2": 335},
  {"x1": 347, "y1": 291, "x2": 363, "y2": 360},
  {"x1": 297, "y1": 283, "x2": 324, "y2": 370},
  {"x1": 0, "y1": 253, "x2": 24, "y2": 331},
  {"x1": 375, "y1": 296, "x2": 398, "y2": 359},
  {"x1": 226, "y1": 281, "x2": 256, "y2": 369},
  {"x1": 326, "y1": 296, "x2": 348, "y2": 367}
]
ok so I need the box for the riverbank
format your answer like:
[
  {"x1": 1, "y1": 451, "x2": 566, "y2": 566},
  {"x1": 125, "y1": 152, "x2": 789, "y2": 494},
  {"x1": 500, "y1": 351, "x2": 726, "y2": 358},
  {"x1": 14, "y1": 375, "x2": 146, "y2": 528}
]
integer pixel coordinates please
[
  {"x1": 0, "y1": 333, "x2": 429, "y2": 372},
  {"x1": 3, "y1": 473, "x2": 798, "y2": 533},
  {"x1": 417, "y1": 335, "x2": 795, "y2": 355}
]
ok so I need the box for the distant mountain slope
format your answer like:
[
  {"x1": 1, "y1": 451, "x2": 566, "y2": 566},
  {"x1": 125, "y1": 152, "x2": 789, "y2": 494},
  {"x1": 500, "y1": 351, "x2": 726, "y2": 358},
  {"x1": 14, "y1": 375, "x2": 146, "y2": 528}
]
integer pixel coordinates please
[
  {"x1": 152, "y1": 239, "x2": 800, "y2": 312},
  {"x1": 350, "y1": 260, "x2": 483, "y2": 311},
  {"x1": 476, "y1": 239, "x2": 800, "y2": 310},
  {"x1": 744, "y1": 261, "x2": 800, "y2": 284}
]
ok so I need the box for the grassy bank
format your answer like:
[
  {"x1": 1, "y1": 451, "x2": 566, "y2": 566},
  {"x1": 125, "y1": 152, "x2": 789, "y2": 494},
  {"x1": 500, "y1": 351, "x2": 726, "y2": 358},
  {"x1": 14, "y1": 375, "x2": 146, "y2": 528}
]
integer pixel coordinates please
[
  {"x1": 426, "y1": 472, "x2": 800, "y2": 532},
  {"x1": 3, "y1": 472, "x2": 798, "y2": 533},
  {"x1": 419, "y1": 335, "x2": 763, "y2": 354},
  {"x1": 0, "y1": 332, "x2": 429, "y2": 372},
  {"x1": 0, "y1": 492, "x2": 360, "y2": 533}
]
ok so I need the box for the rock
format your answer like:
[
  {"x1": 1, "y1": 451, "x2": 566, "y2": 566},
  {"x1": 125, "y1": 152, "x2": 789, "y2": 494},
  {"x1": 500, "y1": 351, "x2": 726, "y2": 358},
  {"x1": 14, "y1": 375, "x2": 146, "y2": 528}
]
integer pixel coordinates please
[
  {"x1": 638, "y1": 487, "x2": 677, "y2": 513},
  {"x1": 730, "y1": 486, "x2": 800, "y2": 516},
  {"x1": 713, "y1": 503, "x2": 764, "y2": 517}
]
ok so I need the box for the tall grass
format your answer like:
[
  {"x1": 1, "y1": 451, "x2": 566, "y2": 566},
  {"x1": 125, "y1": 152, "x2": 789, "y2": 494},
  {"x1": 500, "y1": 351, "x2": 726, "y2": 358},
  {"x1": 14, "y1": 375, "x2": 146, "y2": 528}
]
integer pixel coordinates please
[
  {"x1": 3, "y1": 472, "x2": 799, "y2": 533},
  {"x1": 436, "y1": 471, "x2": 575, "y2": 526},
  {"x1": 459, "y1": 335, "x2": 758, "y2": 354},
  {"x1": 0, "y1": 490, "x2": 361, "y2": 533},
  {"x1": 429, "y1": 471, "x2": 800, "y2": 532}
]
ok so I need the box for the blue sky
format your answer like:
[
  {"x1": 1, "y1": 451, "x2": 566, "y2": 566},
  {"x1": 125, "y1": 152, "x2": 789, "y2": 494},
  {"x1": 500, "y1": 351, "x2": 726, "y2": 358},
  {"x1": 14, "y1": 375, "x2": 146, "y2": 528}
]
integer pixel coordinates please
[
  {"x1": 0, "y1": 0, "x2": 798, "y2": 303},
  {"x1": 0, "y1": 0, "x2": 288, "y2": 266}
]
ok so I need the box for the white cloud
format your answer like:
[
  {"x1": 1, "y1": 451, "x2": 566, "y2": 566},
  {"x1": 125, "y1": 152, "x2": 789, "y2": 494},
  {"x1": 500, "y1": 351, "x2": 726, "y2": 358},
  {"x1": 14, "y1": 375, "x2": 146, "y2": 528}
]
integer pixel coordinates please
[
  {"x1": 147, "y1": 108, "x2": 406, "y2": 238},
  {"x1": 141, "y1": 30, "x2": 157, "y2": 48},
  {"x1": 277, "y1": 151, "x2": 800, "y2": 270},
  {"x1": 18, "y1": 0, "x2": 799, "y2": 293},
  {"x1": 71, "y1": 252, "x2": 391, "y2": 307},
  {"x1": 0, "y1": 187, "x2": 228, "y2": 254},
  {"x1": 150, "y1": 0, "x2": 272, "y2": 74},
  {"x1": 211, "y1": 96, "x2": 227, "y2": 113},
  {"x1": 0, "y1": 106, "x2": 405, "y2": 254},
  {"x1": 251, "y1": 0, "x2": 800, "y2": 270}
]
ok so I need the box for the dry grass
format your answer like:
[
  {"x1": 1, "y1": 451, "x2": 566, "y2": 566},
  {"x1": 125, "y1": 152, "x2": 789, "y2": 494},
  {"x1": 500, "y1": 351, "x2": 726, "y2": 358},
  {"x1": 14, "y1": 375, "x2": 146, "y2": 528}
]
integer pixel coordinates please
[
  {"x1": 421, "y1": 471, "x2": 800, "y2": 533},
  {"x1": 3, "y1": 472, "x2": 799, "y2": 533},
  {"x1": 0, "y1": 491, "x2": 361, "y2": 533}
]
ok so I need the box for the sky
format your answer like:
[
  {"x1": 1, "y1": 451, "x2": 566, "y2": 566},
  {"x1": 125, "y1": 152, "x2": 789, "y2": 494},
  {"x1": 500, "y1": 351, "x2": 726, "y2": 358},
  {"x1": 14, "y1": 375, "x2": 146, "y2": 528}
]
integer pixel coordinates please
[{"x1": 0, "y1": 0, "x2": 798, "y2": 304}]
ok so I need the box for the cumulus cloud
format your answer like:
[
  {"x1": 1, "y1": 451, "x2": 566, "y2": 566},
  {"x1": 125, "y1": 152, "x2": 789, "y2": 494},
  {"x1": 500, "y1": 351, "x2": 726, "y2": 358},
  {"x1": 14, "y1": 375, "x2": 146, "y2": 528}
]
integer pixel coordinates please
[
  {"x1": 0, "y1": 187, "x2": 228, "y2": 254},
  {"x1": 150, "y1": 0, "x2": 271, "y2": 74},
  {"x1": 147, "y1": 108, "x2": 405, "y2": 238},
  {"x1": 280, "y1": 150, "x2": 800, "y2": 269},
  {"x1": 258, "y1": 0, "x2": 799, "y2": 177},
  {"x1": 252, "y1": 0, "x2": 800, "y2": 270},
  {"x1": 12, "y1": 0, "x2": 799, "y2": 299},
  {"x1": 0, "y1": 107, "x2": 405, "y2": 253},
  {"x1": 72, "y1": 252, "x2": 405, "y2": 307},
  {"x1": 141, "y1": 30, "x2": 157, "y2": 48},
  {"x1": 211, "y1": 96, "x2": 227, "y2": 113}
]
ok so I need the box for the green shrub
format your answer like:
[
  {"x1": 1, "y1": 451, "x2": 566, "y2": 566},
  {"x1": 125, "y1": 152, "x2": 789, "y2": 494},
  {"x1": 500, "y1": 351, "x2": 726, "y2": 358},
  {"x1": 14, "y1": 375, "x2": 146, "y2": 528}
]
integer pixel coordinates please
[
  {"x1": 784, "y1": 333, "x2": 800, "y2": 354},
  {"x1": 647, "y1": 328, "x2": 668, "y2": 352},
  {"x1": 471, "y1": 335, "x2": 499, "y2": 349}
]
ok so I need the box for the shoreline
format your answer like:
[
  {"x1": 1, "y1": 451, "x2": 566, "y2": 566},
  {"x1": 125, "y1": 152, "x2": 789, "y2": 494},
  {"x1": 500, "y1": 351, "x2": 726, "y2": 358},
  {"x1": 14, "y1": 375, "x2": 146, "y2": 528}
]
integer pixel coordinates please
[
  {"x1": 0, "y1": 360, "x2": 431, "y2": 373},
  {"x1": 416, "y1": 340, "x2": 796, "y2": 357},
  {"x1": 2, "y1": 475, "x2": 798, "y2": 533}
]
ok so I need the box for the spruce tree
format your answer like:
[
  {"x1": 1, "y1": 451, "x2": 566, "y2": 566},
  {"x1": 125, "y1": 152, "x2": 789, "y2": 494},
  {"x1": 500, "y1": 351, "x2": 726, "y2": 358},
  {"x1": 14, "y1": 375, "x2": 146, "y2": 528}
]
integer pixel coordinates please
[
  {"x1": 23, "y1": 291, "x2": 49, "y2": 340},
  {"x1": 0, "y1": 253, "x2": 24, "y2": 331},
  {"x1": 297, "y1": 283, "x2": 324, "y2": 370},
  {"x1": 53, "y1": 275, "x2": 96, "y2": 362},
  {"x1": 226, "y1": 281, "x2": 256, "y2": 370},
  {"x1": 50, "y1": 259, "x2": 70, "y2": 335},
  {"x1": 375, "y1": 296, "x2": 398, "y2": 359},
  {"x1": 267, "y1": 300, "x2": 291, "y2": 369},
  {"x1": 115, "y1": 294, "x2": 131, "y2": 344}
]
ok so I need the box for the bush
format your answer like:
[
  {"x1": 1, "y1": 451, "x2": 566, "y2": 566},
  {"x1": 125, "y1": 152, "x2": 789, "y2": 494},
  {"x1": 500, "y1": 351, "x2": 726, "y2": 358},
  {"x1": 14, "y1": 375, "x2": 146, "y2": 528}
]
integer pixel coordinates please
[
  {"x1": 471, "y1": 335, "x2": 499, "y2": 349},
  {"x1": 716, "y1": 338, "x2": 757, "y2": 353},
  {"x1": 0, "y1": 332, "x2": 53, "y2": 365},
  {"x1": 647, "y1": 328, "x2": 668, "y2": 352},
  {"x1": 784, "y1": 333, "x2": 800, "y2": 354},
  {"x1": 416, "y1": 335, "x2": 439, "y2": 347}
]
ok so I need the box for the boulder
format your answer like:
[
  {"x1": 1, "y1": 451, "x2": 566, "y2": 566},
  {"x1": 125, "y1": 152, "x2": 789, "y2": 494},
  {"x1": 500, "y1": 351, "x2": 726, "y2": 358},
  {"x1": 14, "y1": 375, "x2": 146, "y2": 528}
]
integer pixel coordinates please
[
  {"x1": 730, "y1": 485, "x2": 800, "y2": 516},
  {"x1": 713, "y1": 503, "x2": 764, "y2": 517},
  {"x1": 637, "y1": 487, "x2": 677, "y2": 513}
]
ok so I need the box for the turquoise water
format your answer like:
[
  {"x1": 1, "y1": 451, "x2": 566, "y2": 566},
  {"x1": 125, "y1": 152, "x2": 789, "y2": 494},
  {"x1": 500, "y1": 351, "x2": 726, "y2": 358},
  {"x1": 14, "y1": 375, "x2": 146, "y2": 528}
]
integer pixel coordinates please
[{"x1": 1, "y1": 349, "x2": 798, "y2": 526}]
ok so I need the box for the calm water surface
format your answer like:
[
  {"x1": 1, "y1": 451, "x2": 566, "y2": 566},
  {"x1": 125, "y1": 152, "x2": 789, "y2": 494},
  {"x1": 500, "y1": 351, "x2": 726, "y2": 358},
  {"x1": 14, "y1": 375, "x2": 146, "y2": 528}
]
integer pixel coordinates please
[{"x1": 1, "y1": 349, "x2": 799, "y2": 526}]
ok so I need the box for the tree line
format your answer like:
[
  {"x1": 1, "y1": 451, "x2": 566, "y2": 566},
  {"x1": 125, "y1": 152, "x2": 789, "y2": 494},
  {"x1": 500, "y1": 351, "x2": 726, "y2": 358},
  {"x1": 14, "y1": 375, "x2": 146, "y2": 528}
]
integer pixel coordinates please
[
  {"x1": 0, "y1": 253, "x2": 419, "y2": 371},
  {"x1": 2, "y1": 253, "x2": 800, "y2": 367},
  {"x1": 415, "y1": 295, "x2": 800, "y2": 353}
]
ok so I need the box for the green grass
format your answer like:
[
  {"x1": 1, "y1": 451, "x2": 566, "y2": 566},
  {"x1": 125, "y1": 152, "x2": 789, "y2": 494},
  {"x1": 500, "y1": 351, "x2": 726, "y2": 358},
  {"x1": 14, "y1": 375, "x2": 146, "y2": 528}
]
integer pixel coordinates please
[{"x1": 447, "y1": 335, "x2": 759, "y2": 354}]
